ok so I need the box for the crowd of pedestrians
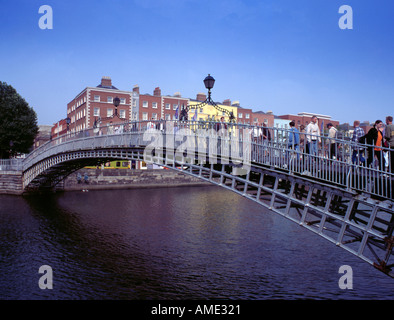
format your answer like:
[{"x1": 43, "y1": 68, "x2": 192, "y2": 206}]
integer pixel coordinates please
[
  {"x1": 95, "y1": 114, "x2": 394, "y2": 175},
  {"x1": 250, "y1": 115, "x2": 394, "y2": 175}
]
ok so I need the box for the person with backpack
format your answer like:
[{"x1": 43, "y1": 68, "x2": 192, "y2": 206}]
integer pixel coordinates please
[{"x1": 360, "y1": 120, "x2": 385, "y2": 169}]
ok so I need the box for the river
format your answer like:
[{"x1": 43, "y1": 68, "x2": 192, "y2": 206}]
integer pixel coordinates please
[{"x1": 0, "y1": 186, "x2": 393, "y2": 300}]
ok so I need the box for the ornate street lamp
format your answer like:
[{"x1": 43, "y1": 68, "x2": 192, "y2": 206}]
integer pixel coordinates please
[
  {"x1": 204, "y1": 74, "x2": 215, "y2": 100},
  {"x1": 93, "y1": 96, "x2": 124, "y2": 128},
  {"x1": 182, "y1": 74, "x2": 235, "y2": 123},
  {"x1": 66, "y1": 117, "x2": 71, "y2": 131},
  {"x1": 113, "y1": 96, "x2": 120, "y2": 117}
]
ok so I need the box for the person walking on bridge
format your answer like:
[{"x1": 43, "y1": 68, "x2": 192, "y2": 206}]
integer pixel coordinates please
[
  {"x1": 327, "y1": 123, "x2": 338, "y2": 160},
  {"x1": 385, "y1": 116, "x2": 394, "y2": 173},
  {"x1": 305, "y1": 116, "x2": 321, "y2": 169},
  {"x1": 287, "y1": 121, "x2": 300, "y2": 162},
  {"x1": 362, "y1": 120, "x2": 384, "y2": 170},
  {"x1": 351, "y1": 120, "x2": 365, "y2": 165}
]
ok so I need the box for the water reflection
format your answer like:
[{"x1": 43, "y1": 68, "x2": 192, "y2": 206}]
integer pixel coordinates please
[{"x1": 0, "y1": 186, "x2": 393, "y2": 300}]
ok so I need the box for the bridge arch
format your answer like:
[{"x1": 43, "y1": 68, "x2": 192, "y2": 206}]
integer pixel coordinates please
[{"x1": 21, "y1": 122, "x2": 394, "y2": 278}]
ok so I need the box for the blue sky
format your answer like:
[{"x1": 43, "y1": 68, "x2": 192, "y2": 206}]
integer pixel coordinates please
[{"x1": 0, "y1": 0, "x2": 393, "y2": 125}]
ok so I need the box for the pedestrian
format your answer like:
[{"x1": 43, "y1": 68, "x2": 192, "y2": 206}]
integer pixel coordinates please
[
  {"x1": 385, "y1": 116, "x2": 394, "y2": 173},
  {"x1": 360, "y1": 120, "x2": 384, "y2": 169},
  {"x1": 287, "y1": 121, "x2": 300, "y2": 161},
  {"x1": 107, "y1": 121, "x2": 114, "y2": 135},
  {"x1": 77, "y1": 172, "x2": 82, "y2": 184},
  {"x1": 327, "y1": 123, "x2": 338, "y2": 159},
  {"x1": 305, "y1": 116, "x2": 321, "y2": 171},
  {"x1": 351, "y1": 120, "x2": 365, "y2": 165},
  {"x1": 147, "y1": 117, "x2": 155, "y2": 131},
  {"x1": 215, "y1": 116, "x2": 227, "y2": 134},
  {"x1": 262, "y1": 123, "x2": 271, "y2": 157},
  {"x1": 252, "y1": 122, "x2": 262, "y2": 143},
  {"x1": 84, "y1": 173, "x2": 89, "y2": 184}
]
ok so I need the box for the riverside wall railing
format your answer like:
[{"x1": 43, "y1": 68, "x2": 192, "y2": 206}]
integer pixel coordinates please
[
  {"x1": 2, "y1": 120, "x2": 393, "y2": 199},
  {"x1": 0, "y1": 159, "x2": 23, "y2": 171}
]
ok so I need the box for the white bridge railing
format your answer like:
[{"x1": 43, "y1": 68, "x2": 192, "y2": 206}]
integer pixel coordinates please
[{"x1": 3, "y1": 120, "x2": 394, "y2": 199}]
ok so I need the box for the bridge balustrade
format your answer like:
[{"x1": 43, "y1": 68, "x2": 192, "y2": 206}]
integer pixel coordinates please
[{"x1": 2, "y1": 120, "x2": 393, "y2": 200}]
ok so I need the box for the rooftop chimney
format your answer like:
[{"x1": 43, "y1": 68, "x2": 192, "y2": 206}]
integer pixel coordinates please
[
  {"x1": 133, "y1": 85, "x2": 140, "y2": 94},
  {"x1": 196, "y1": 93, "x2": 206, "y2": 101},
  {"x1": 153, "y1": 87, "x2": 161, "y2": 96},
  {"x1": 174, "y1": 92, "x2": 182, "y2": 97},
  {"x1": 223, "y1": 99, "x2": 231, "y2": 106},
  {"x1": 101, "y1": 76, "x2": 112, "y2": 88}
]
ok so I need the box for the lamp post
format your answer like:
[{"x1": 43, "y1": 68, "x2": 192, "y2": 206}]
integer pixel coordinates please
[
  {"x1": 66, "y1": 117, "x2": 71, "y2": 132},
  {"x1": 113, "y1": 96, "x2": 120, "y2": 117},
  {"x1": 183, "y1": 74, "x2": 235, "y2": 123},
  {"x1": 93, "y1": 96, "x2": 123, "y2": 129},
  {"x1": 204, "y1": 74, "x2": 215, "y2": 101}
]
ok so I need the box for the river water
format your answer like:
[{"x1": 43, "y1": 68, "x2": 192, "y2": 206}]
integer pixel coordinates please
[{"x1": 0, "y1": 186, "x2": 393, "y2": 300}]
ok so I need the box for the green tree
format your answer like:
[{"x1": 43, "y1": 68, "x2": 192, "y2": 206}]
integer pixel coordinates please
[{"x1": 0, "y1": 81, "x2": 38, "y2": 159}]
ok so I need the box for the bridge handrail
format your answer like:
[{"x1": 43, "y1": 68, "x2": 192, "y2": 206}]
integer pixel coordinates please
[{"x1": 17, "y1": 120, "x2": 394, "y2": 200}]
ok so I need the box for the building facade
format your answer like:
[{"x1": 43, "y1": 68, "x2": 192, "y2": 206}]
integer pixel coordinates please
[
  {"x1": 278, "y1": 112, "x2": 340, "y2": 133},
  {"x1": 187, "y1": 95, "x2": 238, "y2": 123},
  {"x1": 66, "y1": 77, "x2": 138, "y2": 133}
]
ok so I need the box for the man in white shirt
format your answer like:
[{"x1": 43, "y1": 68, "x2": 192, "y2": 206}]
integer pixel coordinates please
[
  {"x1": 306, "y1": 115, "x2": 321, "y2": 158},
  {"x1": 303, "y1": 115, "x2": 321, "y2": 174},
  {"x1": 327, "y1": 123, "x2": 338, "y2": 159}
]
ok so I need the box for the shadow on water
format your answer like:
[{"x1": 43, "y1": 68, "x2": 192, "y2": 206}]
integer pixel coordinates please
[
  {"x1": 21, "y1": 192, "x2": 187, "y2": 299},
  {"x1": 1, "y1": 186, "x2": 394, "y2": 300}
]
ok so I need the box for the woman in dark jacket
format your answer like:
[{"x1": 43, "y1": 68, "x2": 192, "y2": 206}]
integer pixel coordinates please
[{"x1": 360, "y1": 120, "x2": 384, "y2": 169}]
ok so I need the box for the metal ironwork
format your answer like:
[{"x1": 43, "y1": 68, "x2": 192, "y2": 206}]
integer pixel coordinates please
[
  {"x1": 93, "y1": 95, "x2": 126, "y2": 128},
  {"x1": 182, "y1": 74, "x2": 236, "y2": 122},
  {"x1": 8, "y1": 119, "x2": 394, "y2": 278}
]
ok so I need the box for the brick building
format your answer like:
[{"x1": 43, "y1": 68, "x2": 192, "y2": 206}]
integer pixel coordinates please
[
  {"x1": 51, "y1": 118, "x2": 69, "y2": 138},
  {"x1": 139, "y1": 87, "x2": 188, "y2": 121},
  {"x1": 278, "y1": 112, "x2": 339, "y2": 132},
  {"x1": 251, "y1": 110, "x2": 275, "y2": 127},
  {"x1": 66, "y1": 77, "x2": 138, "y2": 132}
]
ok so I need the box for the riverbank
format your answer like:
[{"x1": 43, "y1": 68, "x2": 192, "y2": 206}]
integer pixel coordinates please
[
  {"x1": 61, "y1": 168, "x2": 211, "y2": 192},
  {"x1": 0, "y1": 168, "x2": 211, "y2": 195},
  {"x1": 0, "y1": 170, "x2": 23, "y2": 195}
]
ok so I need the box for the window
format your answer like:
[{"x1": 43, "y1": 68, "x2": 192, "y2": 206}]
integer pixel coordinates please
[
  {"x1": 93, "y1": 108, "x2": 100, "y2": 117},
  {"x1": 120, "y1": 98, "x2": 126, "y2": 104},
  {"x1": 200, "y1": 108, "x2": 203, "y2": 113},
  {"x1": 143, "y1": 101, "x2": 148, "y2": 108},
  {"x1": 142, "y1": 112, "x2": 148, "y2": 120},
  {"x1": 173, "y1": 104, "x2": 178, "y2": 110},
  {"x1": 152, "y1": 113, "x2": 157, "y2": 120},
  {"x1": 119, "y1": 110, "x2": 126, "y2": 119},
  {"x1": 107, "y1": 109, "x2": 113, "y2": 117},
  {"x1": 245, "y1": 114, "x2": 250, "y2": 119},
  {"x1": 94, "y1": 95, "x2": 100, "y2": 102},
  {"x1": 239, "y1": 113, "x2": 243, "y2": 119},
  {"x1": 165, "y1": 103, "x2": 170, "y2": 110},
  {"x1": 107, "y1": 96, "x2": 113, "y2": 103},
  {"x1": 152, "y1": 102, "x2": 157, "y2": 109},
  {"x1": 165, "y1": 114, "x2": 171, "y2": 120}
]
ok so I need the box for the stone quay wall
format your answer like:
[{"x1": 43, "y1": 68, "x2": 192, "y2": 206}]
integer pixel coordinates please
[
  {"x1": 0, "y1": 171, "x2": 23, "y2": 195},
  {"x1": 61, "y1": 168, "x2": 210, "y2": 191},
  {"x1": 0, "y1": 169, "x2": 211, "y2": 195}
]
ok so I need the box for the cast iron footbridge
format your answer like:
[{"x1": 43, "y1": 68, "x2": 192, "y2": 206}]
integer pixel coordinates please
[{"x1": 4, "y1": 120, "x2": 394, "y2": 278}]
